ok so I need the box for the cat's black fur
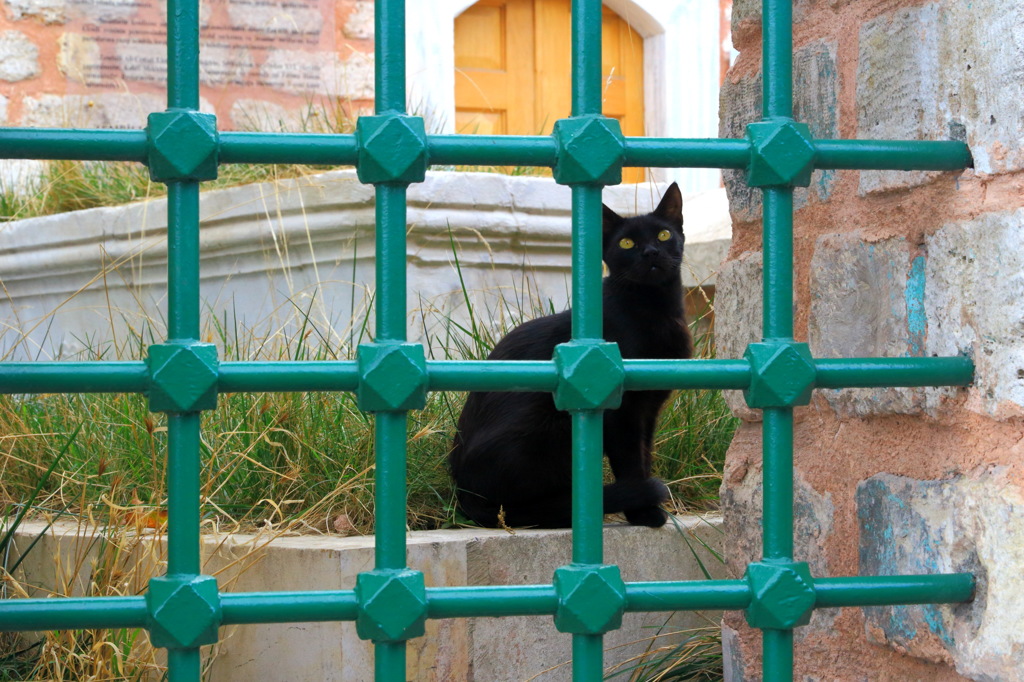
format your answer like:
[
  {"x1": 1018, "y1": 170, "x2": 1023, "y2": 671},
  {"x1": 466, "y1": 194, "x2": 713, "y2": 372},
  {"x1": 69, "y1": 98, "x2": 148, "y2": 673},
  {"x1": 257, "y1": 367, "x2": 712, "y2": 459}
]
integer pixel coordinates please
[{"x1": 448, "y1": 183, "x2": 692, "y2": 529}]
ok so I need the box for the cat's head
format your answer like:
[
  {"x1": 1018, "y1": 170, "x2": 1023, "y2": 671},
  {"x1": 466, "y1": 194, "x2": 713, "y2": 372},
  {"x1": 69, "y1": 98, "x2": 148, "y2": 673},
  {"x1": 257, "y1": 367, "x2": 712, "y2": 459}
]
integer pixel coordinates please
[{"x1": 602, "y1": 182, "x2": 684, "y2": 286}]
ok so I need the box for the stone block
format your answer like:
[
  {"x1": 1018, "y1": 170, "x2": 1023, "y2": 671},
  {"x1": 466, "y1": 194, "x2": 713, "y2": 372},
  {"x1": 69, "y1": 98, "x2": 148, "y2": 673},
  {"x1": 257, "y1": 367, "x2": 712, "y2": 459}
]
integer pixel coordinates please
[
  {"x1": 936, "y1": 0, "x2": 1024, "y2": 175},
  {"x1": 857, "y1": 5, "x2": 945, "y2": 194},
  {"x1": 6, "y1": 0, "x2": 65, "y2": 23},
  {"x1": 343, "y1": 0, "x2": 374, "y2": 40},
  {"x1": 808, "y1": 233, "x2": 954, "y2": 417},
  {"x1": 226, "y1": 0, "x2": 321, "y2": 34},
  {"x1": 857, "y1": 471, "x2": 1024, "y2": 680},
  {"x1": 925, "y1": 209, "x2": 1024, "y2": 420},
  {"x1": 720, "y1": 41, "x2": 838, "y2": 221},
  {"x1": 22, "y1": 93, "x2": 165, "y2": 129},
  {"x1": 720, "y1": 463, "x2": 837, "y2": 639},
  {"x1": 58, "y1": 33, "x2": 102, "y2": 85},
  {"x1": 261, "y1": 50, "x2": 374, "y2": 100},
  {"x1": 714, "y1": 251, "x2": 763, "y2": 421},
  {"x1": 0, "y1": 31, "x2": 40, "y2": 82}
]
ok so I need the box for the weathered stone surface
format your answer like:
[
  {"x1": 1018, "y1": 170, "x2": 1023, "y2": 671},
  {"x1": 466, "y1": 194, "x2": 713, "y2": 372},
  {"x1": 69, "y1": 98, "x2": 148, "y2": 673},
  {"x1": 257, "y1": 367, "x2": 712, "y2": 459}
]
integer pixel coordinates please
[
  {"x1": 260, "y1": 50, "x2": 374, "y2": 99},
  {"x1": 937, "y1": 0, "x2": 1024, "y2": 175},
  {"x1": 714, "y1": 251, "x2": 763, "y2": 421},
  {"x1": 22, "y1": 93, "x2": 165, "y2": 129},
  {"x1": 925, "y1": 209, "x2": 1024, "y2": 420},
  {"x1": 857, "y1": 5, "x2": 945, "y2": 194},
  {"x1": 115, "y1": 40, "x2": 165, "y2": 84},
  {"x1": 720, "y1": 462, "x2": 837, "y2": 639},
  {"x1": 808, "y1": 233, "x2": 955, "y2": 417},
  {"x1": 6, "y1": 0, "x2": 65, "y2": 23},
  {"x1": 857, "y1": 471, "x2": 1024, "y2": 680},
  {"x1": 226, "y1": 0, "x2": 321, "y2": 34},
  {"x1": 0, "y1": 31, "x2": 40, "y2": 82},
  {"x1": 343, "y1": 0, "x2": 374, "y2": 40},
  {"x1": 720, "y1": 41, "x2": 838, "y2": 221},
  {"x1": 58, "y1": 33, "x2": 102, "y2": 85},
  {"x1": 198, "y1": 46, "x2": 255, "y2": 88}
]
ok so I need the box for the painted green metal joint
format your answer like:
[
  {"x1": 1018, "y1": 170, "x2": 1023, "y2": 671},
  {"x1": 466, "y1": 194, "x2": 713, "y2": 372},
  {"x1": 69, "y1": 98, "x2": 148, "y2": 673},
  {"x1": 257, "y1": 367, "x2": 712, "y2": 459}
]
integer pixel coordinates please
[
  {"x1": 743, "y1": 341, "x2": 816, "y2": 408},
  {"x1": 552, "y1": 115, "x2": 625, "y2": 185},
  {"x1": 356, "y1": 114, "x2": 428, "y2": 184},
  {"x1": 746, "y1": 119, "x2": 815, "y2": 187},
  {"x1": 147, "y1": 111, "x2": 219, "y2": 183},
  {"x1": 744, "y1": 561, "x2": 816, "y2": 630},
  {"x1": 553, "y1": 341, "x2": 624, "y2": 411},
  {"x1": 355, "y1": 569, "x2": 427, "y2": 642},
  {"x1": 147, "y1": 575, "x2": 221, "y2": 649},
  {"x1": 357, "y1": 343, "x2": 427, "y2": 412},
  {"x1": 553, "y1": 564, "x2": 626, "y2": 634},
  {"x1": 147, "y1": 342, "x2": 219, "y2": 413}
]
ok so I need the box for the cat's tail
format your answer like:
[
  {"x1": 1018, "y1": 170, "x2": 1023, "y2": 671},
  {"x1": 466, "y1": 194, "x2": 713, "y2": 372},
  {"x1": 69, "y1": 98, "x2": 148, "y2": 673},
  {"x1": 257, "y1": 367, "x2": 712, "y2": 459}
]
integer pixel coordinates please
[{"x1": 603, "y1": 477, "x2": 670, "y2": 527}]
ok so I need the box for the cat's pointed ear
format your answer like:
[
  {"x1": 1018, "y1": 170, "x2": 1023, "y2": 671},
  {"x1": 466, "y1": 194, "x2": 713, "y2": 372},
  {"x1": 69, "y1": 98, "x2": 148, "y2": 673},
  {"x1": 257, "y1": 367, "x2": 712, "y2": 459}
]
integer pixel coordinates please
[
  {"x1": 653, "y1": 182, "x2": 683, "y2": 231},
  {"x1": 603, "y1": 204, "x2": 623, "y2": 236}
]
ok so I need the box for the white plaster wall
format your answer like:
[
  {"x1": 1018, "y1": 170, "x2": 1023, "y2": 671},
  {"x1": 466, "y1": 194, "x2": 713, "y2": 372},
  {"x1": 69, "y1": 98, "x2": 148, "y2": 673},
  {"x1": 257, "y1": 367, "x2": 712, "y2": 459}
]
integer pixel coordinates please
[
  {"x1": 0, "y1": 171, "x2": 730, "y2": 362},
  {"x1": 408, "y1": 0, "x2": 723, "y2": 194}
]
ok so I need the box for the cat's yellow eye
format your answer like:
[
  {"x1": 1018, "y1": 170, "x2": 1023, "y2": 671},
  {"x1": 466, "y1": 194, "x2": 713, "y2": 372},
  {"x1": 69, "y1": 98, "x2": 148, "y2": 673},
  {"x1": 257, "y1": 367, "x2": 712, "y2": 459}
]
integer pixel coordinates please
[
  {"x1": 619, "y1": 238, "x2": 635, "y2": 249},
  {"x1": 657, "y1": 229, "x2": 672, "y2": 242}
]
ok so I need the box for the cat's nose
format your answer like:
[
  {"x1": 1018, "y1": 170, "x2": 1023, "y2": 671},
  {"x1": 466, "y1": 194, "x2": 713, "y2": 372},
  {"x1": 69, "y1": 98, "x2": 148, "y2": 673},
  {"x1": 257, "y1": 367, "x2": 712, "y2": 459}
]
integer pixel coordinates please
[{"x1": 642, "y1": 245, "x2": 659, "y2": 258}]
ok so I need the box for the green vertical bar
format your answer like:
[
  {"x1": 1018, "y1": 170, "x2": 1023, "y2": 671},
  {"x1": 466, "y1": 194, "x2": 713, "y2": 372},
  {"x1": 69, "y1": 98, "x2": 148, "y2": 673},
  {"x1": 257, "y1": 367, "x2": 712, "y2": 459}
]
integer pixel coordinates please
[
  {"x1": 375, "y1": 0, "x2": 405, "y2": 114},
  {"x1": 166, "y1": 0, "x2": 200, "y2": 110},
  {"x1": 760, "y1": 0, "x2": 796, "y2": 678},
  {"x1": 167, "y1": 648, "x2": 201, "y2": 682},
  {"x1": 166, "y1": 413, "x2": 202, "y2": 575},
  {"x1": 374, "y1": 184, "x2": 408, "y2": 342},
  {"x1": 762, "y1": 0, "x2": 793, "y2": 119},
  {"x1": 571, "y1": 412, "x2": 604, "y2": 563},
  {"x1": 572, "y1": 634, "x2": 604, "y2": 681},
  {"x1": 763, "y1": 629, "x2": 794, "y2": 681},
  {"x1": 762, "y1": 189, "x2": 794, "y2": 340},
  {"x1": 569, "y1": 2, "x2": 606, "y2": 680},
  {"x1": 570, "y1": 187, "x2": 604, "y2": 341},
  {"x1": 761, "y1": 408, "x2": 794, "y2": 560},
  {"x1": 163, "y1": 0, "x2": 202, "y2": 679},
  {"x1": 372, "y1": 1, "x2": 409, "y2": 679},
  {"x1": 571, "y1": 0, "x2": 602, "y2": 116},
  {"x1": 374, "y1": 412, "x2": 408, "y2": 570},
  {"x1": 166, "y1": 183, "x2": 201, "y2": 340},
  {"x1": 375, "y1": 642, "x2": 406, "y2": 681}
]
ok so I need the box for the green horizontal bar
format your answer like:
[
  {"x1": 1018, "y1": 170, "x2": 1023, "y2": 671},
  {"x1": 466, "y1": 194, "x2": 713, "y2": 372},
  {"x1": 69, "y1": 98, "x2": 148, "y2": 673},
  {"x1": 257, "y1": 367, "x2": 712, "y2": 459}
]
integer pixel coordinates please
[
  {"x1": 0, "y1": 128, "x2": 148, "y2": 161},
  {"x1": 219, "y1": 132, "x2": 359, "y2": 166},
  {"x1": 814, "y1": 574, "x2": 975, "y2": 607},
  {"x1": 625, "y1": 580, "x2": 751, "y2": 611},
  {"x1": 624, "y1": 138, "x2": 750, "y2": 169},
  {"x1": 624, "y1": 359, "x2": 751, "y2": 390},
  {"x1": 0, "y1": 129, "x2": 972, "y2": 175},
  {"x1": 0, "y1": 596, "x2": 147, "y2": 631},
  {"x1": 220, "y1": 591, "x2": 359, "y2": 623},
  {"x1": 217, "y1": 362, "x2": 360, "y2": 393},
  {"x1": 426, "y1": 585, "x2": 557, "y2": 618},
  {"x1": 427, "y1": 360, "x2": 556, "y2": 392},
  {"x1": 427, "y1": 135, "x2": 557, "y2": 168},
  {"x1": 0, "y1": 572, "x2": 974, "y2": 633},
  {"x1": 0, "y1": 362, "x2": 148, "y2": 393},
  {"x1": 815, "y1": 139, "x2": 972, "y2": 171},
  {"x1": 815, "y1": 357, "x2": 973, "y2": 388},
  {"x1": 0, "y1": 355, "x2": 974, "y2": 397}
]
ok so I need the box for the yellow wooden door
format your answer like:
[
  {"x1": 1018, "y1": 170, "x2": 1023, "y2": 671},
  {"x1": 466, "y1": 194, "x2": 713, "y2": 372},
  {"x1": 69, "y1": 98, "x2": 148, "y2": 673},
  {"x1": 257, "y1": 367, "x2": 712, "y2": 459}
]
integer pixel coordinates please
[{"x1": 455, "y1": 0, "x2": 645, "y2": 182}]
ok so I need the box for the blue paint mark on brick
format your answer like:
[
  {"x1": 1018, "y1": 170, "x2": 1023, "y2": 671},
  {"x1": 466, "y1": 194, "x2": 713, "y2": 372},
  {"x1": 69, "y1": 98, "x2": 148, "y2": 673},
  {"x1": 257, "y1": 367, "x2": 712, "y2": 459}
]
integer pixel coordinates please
[{"x1": 906, "y1": 256, "x2": 926, "y2": 356}]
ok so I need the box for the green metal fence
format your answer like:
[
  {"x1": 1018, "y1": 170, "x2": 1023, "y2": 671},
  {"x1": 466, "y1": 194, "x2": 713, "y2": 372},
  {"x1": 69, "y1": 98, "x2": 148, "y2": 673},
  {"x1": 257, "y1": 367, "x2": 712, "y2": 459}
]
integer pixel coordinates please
[{"x1": 0, "y1": 0, "x2": 975, "y2": 679}]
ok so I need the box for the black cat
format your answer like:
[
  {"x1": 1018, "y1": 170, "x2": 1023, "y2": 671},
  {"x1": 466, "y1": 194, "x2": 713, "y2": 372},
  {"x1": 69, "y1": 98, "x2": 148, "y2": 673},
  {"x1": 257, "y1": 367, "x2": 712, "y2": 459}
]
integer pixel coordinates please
[{"x1": 448, "y1": 183, "x2": 692, "y2": 529}]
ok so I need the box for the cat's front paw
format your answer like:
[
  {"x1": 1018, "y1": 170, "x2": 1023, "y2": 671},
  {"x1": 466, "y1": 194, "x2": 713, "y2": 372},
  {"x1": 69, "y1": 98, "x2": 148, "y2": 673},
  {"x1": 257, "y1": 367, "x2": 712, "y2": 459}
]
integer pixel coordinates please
[{"x1": 624, "y1": 506, "x2": 668, "y2": 528}]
